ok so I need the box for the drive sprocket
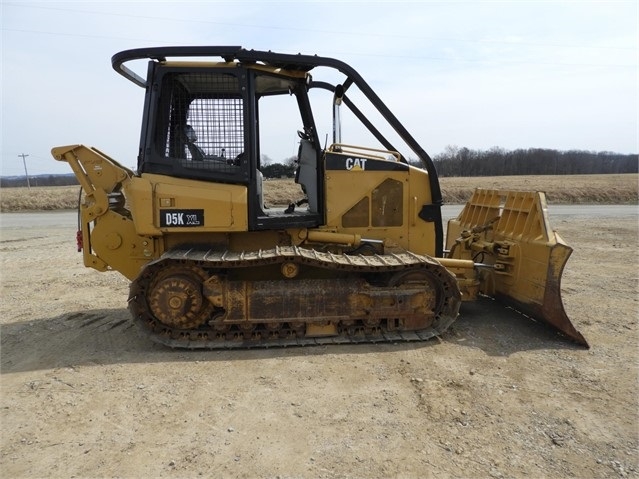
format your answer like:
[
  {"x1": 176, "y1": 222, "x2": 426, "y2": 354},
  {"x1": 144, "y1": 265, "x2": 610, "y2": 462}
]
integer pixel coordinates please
[{"x1": 146, "y1": 264, "x2": 213, "y2": 330}]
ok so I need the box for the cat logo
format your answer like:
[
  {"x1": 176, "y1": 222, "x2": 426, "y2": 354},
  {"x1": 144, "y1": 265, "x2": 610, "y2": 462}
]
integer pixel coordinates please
[{"x1": 345, "y1": 157, "x2": 367, "y2": 171}]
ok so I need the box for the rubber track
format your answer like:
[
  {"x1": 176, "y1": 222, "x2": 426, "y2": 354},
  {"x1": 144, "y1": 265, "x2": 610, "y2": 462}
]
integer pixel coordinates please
[{"x1": 129, "y1": 246, "x2": 462, "y2": 349}]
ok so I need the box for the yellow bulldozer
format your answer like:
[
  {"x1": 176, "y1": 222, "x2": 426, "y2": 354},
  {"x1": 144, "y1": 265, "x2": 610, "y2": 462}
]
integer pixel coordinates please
[{"x1": 52, "y1": 47, "x2": 588, "y2": 349}]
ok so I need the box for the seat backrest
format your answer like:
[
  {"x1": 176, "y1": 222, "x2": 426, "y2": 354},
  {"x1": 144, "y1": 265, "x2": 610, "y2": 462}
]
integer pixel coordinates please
[
  {"x1": 296, "y1": 139, "x2": 318, "y2": 213},
  {"x1": 183, "y1": 125, "x2": 205, "y2": 161}
]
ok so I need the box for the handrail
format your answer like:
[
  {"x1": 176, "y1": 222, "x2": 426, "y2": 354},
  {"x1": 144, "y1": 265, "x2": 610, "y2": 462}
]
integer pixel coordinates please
[{"x1": 329, "y1": 144, "x2": 402, "y2": 162}]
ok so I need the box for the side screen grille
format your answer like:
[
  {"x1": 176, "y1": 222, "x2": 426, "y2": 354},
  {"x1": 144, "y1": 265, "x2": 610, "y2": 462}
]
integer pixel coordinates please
[
  {"x1": 186, "y1": 97, "x2": 244, "y2": 161},
  {"x1": 160, "y1": 72, "x2": 245, "y2": 176}
]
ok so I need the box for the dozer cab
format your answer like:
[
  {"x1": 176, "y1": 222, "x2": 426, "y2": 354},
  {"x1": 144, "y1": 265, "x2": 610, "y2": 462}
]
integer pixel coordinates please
[{"x1": 52, "y1": 46, "x2": 588, "y2": 349}]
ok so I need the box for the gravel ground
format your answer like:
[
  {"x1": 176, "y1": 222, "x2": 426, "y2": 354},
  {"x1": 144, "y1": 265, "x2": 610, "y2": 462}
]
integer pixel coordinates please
[{"x1": 1, "y1": 211, "x2": 637, "y2": 478}]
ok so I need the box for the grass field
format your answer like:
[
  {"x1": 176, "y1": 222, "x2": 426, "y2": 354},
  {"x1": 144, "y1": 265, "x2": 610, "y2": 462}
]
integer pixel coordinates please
[
  {"x1": 1, "y1": 174, "x2": 637, "y2": 212},
  {"x1": 438, "y1": 173, "x2": 638, "y2": 203}
]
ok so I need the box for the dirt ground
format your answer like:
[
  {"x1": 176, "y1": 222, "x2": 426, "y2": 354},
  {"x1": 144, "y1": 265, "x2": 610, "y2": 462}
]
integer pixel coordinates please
[{"x1": 1, "y1": 211, "x2": 637, "y2": 479}]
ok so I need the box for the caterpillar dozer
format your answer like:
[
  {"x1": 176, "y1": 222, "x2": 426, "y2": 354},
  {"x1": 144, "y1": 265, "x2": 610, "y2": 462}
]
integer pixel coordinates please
[{"x1": 52, "y1": 46, "x2": 588, "y2": 349}]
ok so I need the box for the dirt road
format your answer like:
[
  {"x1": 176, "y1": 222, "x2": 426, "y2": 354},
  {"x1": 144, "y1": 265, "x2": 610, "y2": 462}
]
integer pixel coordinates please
[{"x1": 1, "y1": 210, "x2": 637, "y2": 478}]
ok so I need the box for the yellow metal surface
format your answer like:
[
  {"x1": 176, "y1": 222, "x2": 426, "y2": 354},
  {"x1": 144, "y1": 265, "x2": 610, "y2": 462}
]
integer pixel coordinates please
[
  {"x1": 446, "y1": 189, "x2": 587, "y2": 346},
  {"x1": 52, "y1": 144, "x2": 250, "y2": 280},
  {"x1": 436, "y1": 258, "x2": 475, "y2": 270},
  {"x1": 88, "y1": 210, "x2": 156, "y2": 280},
  {"x1": 324, "y1": 155, "x2": 436, "y2": 256},
  {"x1": 446, "y1": 189, "x2": 556, "y2": 305},
  {"x1": 123, "y1": 177, "x2": 157, "y2": 236},
  {"x1": 228, "y1": 230, "x2": 291, "y2": 252},
  {"x1": 160, "y1": 61, "x2": 309, "y2": 79},
  {"x1": 52, "y1": 144, "x2": 151, "y2": 277},
  {"x1": 329, "y1": 144, "x2": 402, "y2": 162},
  {"x1": 306, "y1": 323, "x2": 339, "y2": 337},
  {"x1": 405, "y1": 168, "x2": 435, "y2": 254},
  {"x1": 280, "y1": 262, "x2": 300, "y2": 278},
  {"x1": 151, "y1": 175, "x2": 248, "y2": 232},
  {"x1": 52, "y1": 145, "x2": 131, "y2": 222},
  {"x1": 52, "y1": 145, "x2": 132, "y2": 193},
  {"x1": 305, "y1": 230, "x2": 361, "y2": 246}
]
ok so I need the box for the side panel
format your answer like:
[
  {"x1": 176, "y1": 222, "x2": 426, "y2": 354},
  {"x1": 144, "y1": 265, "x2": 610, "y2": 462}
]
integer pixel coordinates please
[
  {"x1": 323, "y1": 151, "x2": 437, "y2": 255},
  {"x1": 406, "y1": 167, "x2": 436, "y2": 256},
  {"x1": 153, "y1": 183, "x2": 246, "y2": 231},
  {"x1": 128, "y1": 173, "x2": 249, "y2": 234},
  {"x1": 324, "y1": 152, "x2": 408, "y2": 245},
  {"x1": 124, "y1": 176, "x2": 157, "y2": 235}
]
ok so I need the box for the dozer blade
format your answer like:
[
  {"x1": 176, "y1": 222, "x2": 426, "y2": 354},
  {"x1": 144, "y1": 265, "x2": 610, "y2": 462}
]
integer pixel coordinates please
[{"x1": 447, "y1": 189, "x2": 588, "y2": 347}]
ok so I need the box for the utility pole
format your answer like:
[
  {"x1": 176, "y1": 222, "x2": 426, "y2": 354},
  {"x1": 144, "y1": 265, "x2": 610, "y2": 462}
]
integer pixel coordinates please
[{"x1": 18, "y1": 153, "x2": 30, "y2": 189}]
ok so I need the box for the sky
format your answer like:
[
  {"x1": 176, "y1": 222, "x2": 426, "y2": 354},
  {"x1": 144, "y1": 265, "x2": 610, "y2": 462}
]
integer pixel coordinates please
[{"x1": 1, "y1": 1, "x2": 637, "y2": 177}]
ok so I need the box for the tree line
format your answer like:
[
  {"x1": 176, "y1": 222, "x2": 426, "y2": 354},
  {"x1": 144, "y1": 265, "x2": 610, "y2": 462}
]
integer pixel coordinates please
[
  {"x1": 0, "y1": 174, "x2": 79, "y2": 188},
  {"x1": 260, "y1": 157, "x2": 297, "y2": 179},
  {"x1": 430, "y1": 146, "x2": 638, "y2": 177},
  {"x1": 2, "y1": 148, "x2": 636, "y2": 187},
  {"x1": 262, "y1": 148, "x2": 638, "y2": 178}
]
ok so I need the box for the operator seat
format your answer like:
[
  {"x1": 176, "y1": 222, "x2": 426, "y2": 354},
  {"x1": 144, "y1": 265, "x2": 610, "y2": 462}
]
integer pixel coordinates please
[{"x1": 183, "y1": 125, "x2": 205, "y2": 161}]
